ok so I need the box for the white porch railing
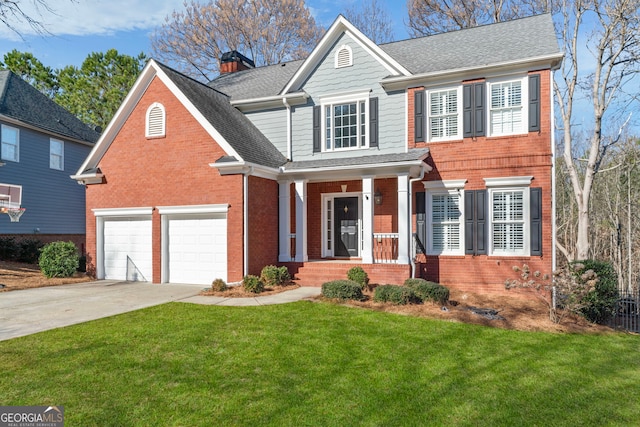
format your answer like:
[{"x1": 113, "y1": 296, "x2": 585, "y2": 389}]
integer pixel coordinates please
[{"x1": 373, "y1": 233, "x2": 399, "y2": 264}]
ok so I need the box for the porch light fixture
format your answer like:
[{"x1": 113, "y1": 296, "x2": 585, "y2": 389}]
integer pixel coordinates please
[{"x1": 374, "y1": 189, "x2": 383, "y2": 205}]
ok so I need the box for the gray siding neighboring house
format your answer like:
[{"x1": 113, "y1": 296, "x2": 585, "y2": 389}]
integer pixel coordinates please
[{"x1": 0, "y1": 70, "x2": 99, "y2": 244}]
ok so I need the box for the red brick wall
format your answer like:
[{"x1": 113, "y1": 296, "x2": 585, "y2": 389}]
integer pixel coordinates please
[
  {"x1": 247, "y1": 176, "x2": 279, "y2": 276},
  {"x1": 85, "y1": 76, "x2": 245, "y2": 282},
  {"x1": 408, "y1": 70, "x2": 554, "y2": 292}
]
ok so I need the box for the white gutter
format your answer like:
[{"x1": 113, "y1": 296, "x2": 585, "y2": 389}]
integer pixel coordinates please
[
  {"x1": 408, "y1": 165, "x2": 427, "y2": 278},
  {"x1": 283, "y1": 98, "x2": 292, "y2": 160}
]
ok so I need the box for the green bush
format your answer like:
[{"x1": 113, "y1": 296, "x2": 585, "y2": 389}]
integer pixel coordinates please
[
  {"x1": 347, "y1": 266, "x2": 369, "y2": 289},
  {"x1": 211, "y1": 278, "x2": 227, "y2": 292},
  {"x1": 373, "y1": 285, "x2": 418, "y2": 305},
  {"x1": 321, "y1": 280, "x2": 364, "y2": 301},
  {"x1": 39, "y1": 241, "x2": 79, "y2": 278},
  {"x1": 243, "y1": 275, "x2": 264, "y2": 294},
  {"x1": 404, "y1": 278, "x2": 450, "y2": 305},
  {"x1": 0, "y1": 236, "x2": 19, "y2": 261},
  {"x1": 260, "y1": 265, "x2": 291, "y2": 287},
  {"x1": 17, "y1": 238, "x2": 43, "y2": 263},
  {"x1": 575, "y1": 260, "x2": 618, "y2": 324}
]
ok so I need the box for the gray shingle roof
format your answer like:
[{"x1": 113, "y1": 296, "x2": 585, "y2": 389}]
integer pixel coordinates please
[
  {"x1": 283, "y1": 149, "x2": 429, "y2": 171},
  {"x1": 209, "y1": 14, "x2": 560, "y2": 101},
  {"x1": 0, "y1": 70, "x2": 100, "y2": 143},
  {"x1": 156, "y1": 62, "x2": 287, "y2": 169}
]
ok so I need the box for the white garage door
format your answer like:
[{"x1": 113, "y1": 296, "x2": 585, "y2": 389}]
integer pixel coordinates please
[
  {"x1": 103, "y1": 217, "x2": 152, "y2": 281},
  {"x1": 167, "y1": 213, "x2": 227, "y2": 285}
]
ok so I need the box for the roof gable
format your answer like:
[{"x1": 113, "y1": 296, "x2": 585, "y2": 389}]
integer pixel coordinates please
[
  {"x1": 281, "y1": 15, "x2": 411, "y2": 94},
  {"x1": 75, "y1": 60, "x2": 286, "y2": 178},
  {"x1": 0, "y1": 70, "x2": 99, "y2": 144}
]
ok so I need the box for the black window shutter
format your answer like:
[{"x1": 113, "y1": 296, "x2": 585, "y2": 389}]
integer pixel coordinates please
[
  {"x1": 475, "y1": 190, "x2": 487, "y2": 255},
  {"x1": 530, "y1": 187, "x2": 542, "y2": 256},
  {"x1": 312, "y1": 105, "x2": 321, "y2": 153},
  {"x1": 415, "y1": 192, "x2": 426, "y2": 254},
  {"x1": 529, "y1": 74, "x2": 541, "y2": 132},
  {"x1": 465, "y1": 190, "x2": 488, "y2": 255},
  {"x1": 369, "y1": 97, "x2": 378, "y2": 147},
  {"x1": 414, "y1": 90, "x2": 425, "y2": 142},
  {"x1": 464, "y1": 190, "x2": 475, "y2": 254},
  {"x1": 473, "y1": 83, "x2": 485, "y2": 137},
  {"x1": 463, "y1": 84, "x2": 473, "y2": 138}
]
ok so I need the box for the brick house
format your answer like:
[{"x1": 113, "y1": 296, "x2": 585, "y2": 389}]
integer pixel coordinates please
[{"x1": 73, "y1": 14, "x2": 562, "y2": 291}]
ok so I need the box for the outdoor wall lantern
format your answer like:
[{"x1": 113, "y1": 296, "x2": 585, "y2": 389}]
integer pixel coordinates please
[{"x1": 374, "y1": 189, "x2": 383, "y2": 205}]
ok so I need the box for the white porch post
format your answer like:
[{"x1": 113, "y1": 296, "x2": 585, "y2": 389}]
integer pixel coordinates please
[
  {"x1": 397, "y1": 173, "x2": 410, "y2": 264},
  {"x1": 278, "y1": 181, "x2": 291, "y2": 262},
  {"x1": 362, "y1": 176, "x2": 374, "y2": 263},
  {"x1": 294, "y1": 179, "x2": 308, "y2": 262}
]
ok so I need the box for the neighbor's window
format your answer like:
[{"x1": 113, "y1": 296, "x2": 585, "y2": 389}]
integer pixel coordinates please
[
  {"x1": 489, "y1": 79, "x2": 524, "y2": 136},
  {"x1": 428, "y1": 87, "x2": 460, "y2": 141},
  {"x1": 50, "y1": 138, "x2": 64, "y2": 170},
  {"x1": 146, "y1": 102, "x2": 166, "y2": 138},
  {"x1": 1, "y1": 124, "x2": 19, "y2": 162}
]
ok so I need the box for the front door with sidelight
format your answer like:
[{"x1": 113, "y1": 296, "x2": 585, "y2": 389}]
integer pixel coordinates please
[{"x1": 334, "y1": 197, "x2": 359, "y2": 257}]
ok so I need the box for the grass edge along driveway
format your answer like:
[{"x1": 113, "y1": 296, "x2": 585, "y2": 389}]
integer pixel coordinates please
[{"x1": 1, "y1": 301, "x2": 639, "y2": 426}]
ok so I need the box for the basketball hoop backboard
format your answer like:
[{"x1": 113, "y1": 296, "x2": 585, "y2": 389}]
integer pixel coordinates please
[{"x1": 0, "y1": 183, "x2": 24, "y2": 222}]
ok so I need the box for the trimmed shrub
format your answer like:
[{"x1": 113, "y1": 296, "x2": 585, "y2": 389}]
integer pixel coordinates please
[
  {"x1": 575, "y1": 260, "x2": 618, "y2": 324},
  {"x1": 373, "y1": 284, "x2": 418, "y2": 305},
  {"x1": 39, "y1": 241, "x2": 79, "y2": 278},
  {"x1": 260, "y1": 265, "x2": 291, "y2": 287},
  {"x1": 321, "y1": 280, "x2": 364, "y2": 301},
  {"x1": 347, "y1": 266, "x2": 369, "y2": 289},
  {"x1": 0, "y1": 236, "x2": 19, "y2": 261},
  {"x1": 404, "y1": 278, "x2": 450, "y2": 305},
  {"x1": 18, "y1": 238, "x2": 43, "y2": 263},
  {"x1": 243, "y1": 275, "x2": 264, "y2": 294},
  {"x1": 211, "y1": 278, "x2": 228, "y2": 292}
]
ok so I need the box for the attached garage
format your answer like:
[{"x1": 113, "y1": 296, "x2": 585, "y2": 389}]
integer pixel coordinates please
[
  {"x1": 160, "y1": 205, "x2": 228, "y2": 285},
  {"x1": 93, "y1": 208, "x2": 153, "y2": 282}
]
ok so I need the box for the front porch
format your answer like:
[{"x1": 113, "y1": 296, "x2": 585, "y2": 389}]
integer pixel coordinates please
[{"x1": 285, "y1": 259, "x2": 412, "y2": 287}]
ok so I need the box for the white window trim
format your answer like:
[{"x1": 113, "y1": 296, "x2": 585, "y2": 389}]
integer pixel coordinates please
[
  {"x1": 320, "y1": 91, "x2": 370, "y2": 152},
  {"x1": 424, "y1": 181, "x2": 465, "y2": 256},
  {"x1": 334, "y1": 44, "x2": 353, "y2": 68},
  {"x1": 145, "y1": 102, "x2": 166, "y2": 138},
  {"x1": 49, "y1": 138, "x2": 64, "y2": 170},
  {"x1": 485, "y1": 176, "x2": 532, "y2": 256},
  {"x1": 487, "y1": 75, "x2": 528, "y2": 137},
  {"x1": 426, "y1": 85, "x2": 462, "y2": 142},
  {"x1": 1, "y1": 124, "x2": 19, "y2": 162}
]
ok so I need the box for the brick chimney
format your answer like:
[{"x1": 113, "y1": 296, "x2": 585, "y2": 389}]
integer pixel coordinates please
[{"x1": 219, "y1": 50, "x2": 255, "y2": 74}]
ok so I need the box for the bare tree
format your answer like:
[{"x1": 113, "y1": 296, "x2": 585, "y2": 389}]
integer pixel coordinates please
[
  {"x1": 0, "y1": 0, "x2": 68, "y2": 38},
  {"x1": 150, "y1": 0, "x2": 324, "y2": 81},
  {"x1": 554, "y1": 0, "x2": 640, "y2": 262},
  {"x1": 343, "y1": 0, "x2": 395, "y2": 44},
  {"x1": 406, "y1": 0, "x2": 557, "y2": 36}
]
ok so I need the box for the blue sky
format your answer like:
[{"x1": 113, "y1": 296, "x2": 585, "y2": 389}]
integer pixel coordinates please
[{"x1": 0, "y1": 0, "x2": 410, "y2": 70}]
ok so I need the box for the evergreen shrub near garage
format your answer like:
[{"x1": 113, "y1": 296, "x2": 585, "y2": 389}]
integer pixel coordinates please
[
  {"x1": 243, "y1": 275, "x2": 264, "y2": 294},
  {"x1": 39, "y1": 241, "x2": 79, "y2": 278},
  {"x1": 321, "y1": 280, "x2": 364, "y2": 301},
  {"x1": 260, "y1": 265, "x2": 290, "y2": 287},
  {"x1": 404, "y1": 278, "x2": 450, "y2": 305},
  {"x1": 373, "y1": 284, "x2": 418, "y2": 305}
]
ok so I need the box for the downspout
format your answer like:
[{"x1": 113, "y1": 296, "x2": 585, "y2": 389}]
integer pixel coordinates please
[
  {"x1": 551, "y1": 70, "x2": 557, "y2": 275},
  {"x1": 408, "y1": 166, "x2": 426, "y2": 278},
  {"x1": 243, "y1": 166, "x2": 253, "y2": 277},
  {"x1": 283, "y1": 98, "x2": 292, "y2": 161}
]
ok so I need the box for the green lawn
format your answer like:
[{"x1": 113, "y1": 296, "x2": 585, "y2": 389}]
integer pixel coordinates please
[{"x1": 1, "y1": 302, "x2": 639, "y2": 426}]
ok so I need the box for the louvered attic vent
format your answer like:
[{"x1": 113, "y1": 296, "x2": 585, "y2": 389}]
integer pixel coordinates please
[
  {"x1": 335, "y1": 45, "x2": 353, "y2": 68},
  {"x1": 146, "y1": 102, "x2": 166, "y2": 137}
]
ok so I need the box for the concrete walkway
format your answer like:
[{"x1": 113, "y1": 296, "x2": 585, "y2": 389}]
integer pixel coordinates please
[{"x1": 0, "y1": 281, "x2": 321, "y2": 341}]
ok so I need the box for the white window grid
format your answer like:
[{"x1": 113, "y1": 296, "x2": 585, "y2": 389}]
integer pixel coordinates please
[
  {"x1": 321, "y1": 93, "x2": 369, "y2": 152},
  {"x1": 489, "y1": 79, "x2": 525, "y2": 136},
  {"x1": 428, "y1": 88, "x2": 460, "y2": 141},
  {"x1": 489, "y1": 188, "x2": 528, "y2": 255},
  {"x1": 426, "y1": 189, "x2": 464, "y2": 255}
]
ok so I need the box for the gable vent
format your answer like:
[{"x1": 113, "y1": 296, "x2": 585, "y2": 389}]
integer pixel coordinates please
[
  {"x1": 146, "y1": 102, "x2": 165, "y2": 138},
  {"x1": 335, "y1": 45, "x2": 353, "y2": 68}
]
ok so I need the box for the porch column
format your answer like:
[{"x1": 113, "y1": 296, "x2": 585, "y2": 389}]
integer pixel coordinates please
[
  {"x1": 362, "y1": 176, "x2": 374, "y2": 263},
  {"x1": 397, "y1": 173, "x2": 410, "y2": 264},
  {"x1": 278, "y1": 181, "x2": 291, "y2": 262},
  {"x1": 294, "y1": 179, "x2": 308, "y2": 262}
]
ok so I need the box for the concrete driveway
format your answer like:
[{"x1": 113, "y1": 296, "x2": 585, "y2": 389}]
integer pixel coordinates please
[{"x1": 0, "y1": 281, "x2": 202, "y2": 341}]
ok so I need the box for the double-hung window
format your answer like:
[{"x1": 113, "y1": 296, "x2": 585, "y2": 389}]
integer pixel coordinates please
[
  {"x1": 489, "y1": 78, "x2": 526, "y2": 136},
  {"x1": 424, "y1": 180, "x2": 466, "y2": 255},
  {"x1": 322, "y1": 92, "x2": 369, "y2": 151},
  {"x1": 428, "y1": 87, "x2": 461, "y2": 141},
  {"x1": 485, "y1": 177, "x2": 532, "y2": 256},
  {"x1": 1, "y1": 124, "x2": 19, "y2": 162},
  {"x1": 50, "y1": 138, "x2": 64, "y2": 170}
]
